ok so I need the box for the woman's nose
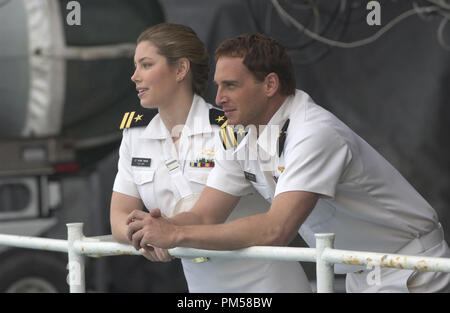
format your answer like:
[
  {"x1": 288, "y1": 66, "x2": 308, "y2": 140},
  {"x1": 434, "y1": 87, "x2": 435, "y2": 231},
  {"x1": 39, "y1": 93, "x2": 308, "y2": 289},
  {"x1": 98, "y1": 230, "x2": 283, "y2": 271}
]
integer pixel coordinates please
[{"x1": 131, "y1": 69, "x2": 139, "y2": 83}]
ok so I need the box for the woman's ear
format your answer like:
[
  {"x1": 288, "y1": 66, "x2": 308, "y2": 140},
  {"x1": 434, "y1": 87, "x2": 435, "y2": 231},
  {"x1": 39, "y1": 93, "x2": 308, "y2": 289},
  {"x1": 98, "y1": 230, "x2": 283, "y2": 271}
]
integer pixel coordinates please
[
  {"x1": 176, "y1": 58, "x2": 190, "y2": 82},
  {"x1": 264, "y1": 72, "x2": 280, "y2": 97}
]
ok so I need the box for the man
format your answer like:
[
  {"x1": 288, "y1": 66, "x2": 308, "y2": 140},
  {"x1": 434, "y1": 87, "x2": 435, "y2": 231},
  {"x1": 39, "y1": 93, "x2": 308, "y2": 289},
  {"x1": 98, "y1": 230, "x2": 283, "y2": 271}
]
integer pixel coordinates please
[{"x1": 127, "y1": 33, "x2": 450, "y2": 292}]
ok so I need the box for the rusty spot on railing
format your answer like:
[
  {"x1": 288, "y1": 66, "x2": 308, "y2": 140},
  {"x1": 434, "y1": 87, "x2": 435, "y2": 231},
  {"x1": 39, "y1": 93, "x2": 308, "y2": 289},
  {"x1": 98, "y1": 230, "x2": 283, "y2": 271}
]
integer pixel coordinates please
[
  {"x1": 379, "y1": 256, "x2": 404, "y2": 269},
  {"x1": 116, "y1": 250, "x2": 135, "y2": 256},
  {"x1": 412, "y1": 260, "x2": 430, "y2": 271},
  {"x1": 342, "y1": 256, "x2": 363, "y2": 265}
]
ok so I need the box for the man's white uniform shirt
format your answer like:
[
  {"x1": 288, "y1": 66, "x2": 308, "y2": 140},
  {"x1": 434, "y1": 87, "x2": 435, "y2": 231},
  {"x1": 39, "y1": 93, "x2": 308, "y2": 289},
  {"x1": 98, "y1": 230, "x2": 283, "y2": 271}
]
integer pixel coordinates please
[
  {"x1": 113, "y1": 94, "x2": 311, "y2": 292},
  {"x1": 206, "y1": 90, "x2": 450, "y2": 292}
]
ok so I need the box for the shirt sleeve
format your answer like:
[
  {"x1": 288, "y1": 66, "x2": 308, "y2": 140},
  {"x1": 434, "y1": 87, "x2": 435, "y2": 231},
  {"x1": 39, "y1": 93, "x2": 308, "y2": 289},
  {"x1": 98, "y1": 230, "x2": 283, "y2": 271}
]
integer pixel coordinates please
[
  {"x1": 275, "y1": 124, "x2": 352, "y2": 199},
  {"x1": 112, "y1": 130, "x2": 140, "y2": 198},
  {"x1": 205, "y1": 132, "x2": 253, "y2": 196}
]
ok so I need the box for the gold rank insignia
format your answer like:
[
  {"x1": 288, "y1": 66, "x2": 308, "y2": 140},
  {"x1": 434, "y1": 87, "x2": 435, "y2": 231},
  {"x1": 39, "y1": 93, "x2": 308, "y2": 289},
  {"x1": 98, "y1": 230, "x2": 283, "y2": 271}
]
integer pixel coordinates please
[
  {"x1": 209, "y1": 108, "x2": 248, "y2": 150},
  {"x1": 220, "y1": 125, "x2": 237, "y2": 149},
  {"x1": 119, "y1": 109, "x2": 157, "y2": 130},
  {"x1": 209, "y1": 108, "x2": 228, "y2": 128},
  {"x1": 134, "y1": 114, "x2": 143, "y2": 122}
]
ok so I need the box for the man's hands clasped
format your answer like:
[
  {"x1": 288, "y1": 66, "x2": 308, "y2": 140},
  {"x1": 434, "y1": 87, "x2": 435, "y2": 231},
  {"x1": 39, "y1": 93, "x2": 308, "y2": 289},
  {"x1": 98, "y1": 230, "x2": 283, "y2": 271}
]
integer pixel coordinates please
[{"x1": 126, "y1": 208, "x2": 177, "y2": 262}]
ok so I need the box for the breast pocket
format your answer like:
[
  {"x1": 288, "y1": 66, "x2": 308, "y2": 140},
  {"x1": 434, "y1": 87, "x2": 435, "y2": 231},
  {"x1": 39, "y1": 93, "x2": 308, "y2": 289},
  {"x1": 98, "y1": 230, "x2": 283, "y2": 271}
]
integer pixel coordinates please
[
  {"x1": 131, "y1": 169, "x2": 157, "y2": 209},
  {"x1": 133, "y1": 169, "x2": 156, "y2": 186}
]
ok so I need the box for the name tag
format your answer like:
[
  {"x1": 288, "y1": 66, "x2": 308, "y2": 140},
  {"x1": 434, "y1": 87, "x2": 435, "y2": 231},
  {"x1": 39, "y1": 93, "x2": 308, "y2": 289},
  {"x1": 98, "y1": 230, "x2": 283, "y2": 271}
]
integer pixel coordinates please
[
  {"x1": 131, "y1": 158, "x2": 151, "y2": 167},
  {"x1": 244, "y1": 171, "x2": 257, "y2": 183}
]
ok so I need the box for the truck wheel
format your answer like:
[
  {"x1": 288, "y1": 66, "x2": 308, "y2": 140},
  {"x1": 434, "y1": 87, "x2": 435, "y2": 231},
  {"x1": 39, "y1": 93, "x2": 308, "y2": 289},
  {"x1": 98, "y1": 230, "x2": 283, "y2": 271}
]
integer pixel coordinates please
[{"x1": 0, "y1": 250, "x2": 69, "y2": 293}]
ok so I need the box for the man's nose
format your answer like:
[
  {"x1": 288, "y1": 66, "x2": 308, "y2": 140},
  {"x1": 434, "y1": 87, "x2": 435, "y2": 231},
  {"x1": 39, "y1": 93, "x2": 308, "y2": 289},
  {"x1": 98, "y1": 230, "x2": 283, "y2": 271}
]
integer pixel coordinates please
[{"x1": 215, "y1": 87, "x2": 225, "y2": 107}]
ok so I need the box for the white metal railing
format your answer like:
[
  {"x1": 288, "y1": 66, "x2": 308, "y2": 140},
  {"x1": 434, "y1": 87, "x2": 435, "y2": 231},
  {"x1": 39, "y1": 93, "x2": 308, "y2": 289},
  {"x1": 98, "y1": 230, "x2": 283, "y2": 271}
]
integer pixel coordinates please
[{"x1": 1, "y1": 222, "x2": 450, "y2": 293}]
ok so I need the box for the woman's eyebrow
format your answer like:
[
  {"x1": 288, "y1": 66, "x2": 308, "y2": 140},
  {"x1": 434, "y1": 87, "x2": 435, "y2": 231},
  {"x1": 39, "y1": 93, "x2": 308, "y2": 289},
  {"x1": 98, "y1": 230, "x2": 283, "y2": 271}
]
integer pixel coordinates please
[{"x1": 134, "y1": 57, "x2": 153, "y2": 65}]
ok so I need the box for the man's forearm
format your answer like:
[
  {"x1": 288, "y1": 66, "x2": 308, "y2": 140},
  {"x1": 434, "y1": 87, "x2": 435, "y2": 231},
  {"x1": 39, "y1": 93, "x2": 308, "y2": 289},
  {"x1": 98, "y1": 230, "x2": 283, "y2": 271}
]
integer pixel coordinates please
[
  {"x1": 142, "y1": 191, "x2": 318, "y2": 251},
  {"x1": 171, "y1": 191, "x2": 317, "y2": 251},
  {"x1": 174, "y1": 212, "x2": 284, "y2": 250},
  {"x1": 169, "y1": 211, "x2": 207, "y2": 226}
]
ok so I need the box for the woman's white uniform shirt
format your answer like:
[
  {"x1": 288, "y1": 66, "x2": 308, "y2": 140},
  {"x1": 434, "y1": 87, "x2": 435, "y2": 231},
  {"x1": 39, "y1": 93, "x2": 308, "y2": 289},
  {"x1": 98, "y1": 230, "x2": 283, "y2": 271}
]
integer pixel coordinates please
[{"x1": 113, "y1": 94, "x2": 311, "y2": 292}]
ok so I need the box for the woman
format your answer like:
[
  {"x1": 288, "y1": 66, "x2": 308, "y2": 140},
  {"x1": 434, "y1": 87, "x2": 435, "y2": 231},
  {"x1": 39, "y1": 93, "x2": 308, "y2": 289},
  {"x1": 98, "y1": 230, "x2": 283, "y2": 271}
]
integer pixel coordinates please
[{"x1": 110, "y1": 23, "x2": 311, "y2": 292}]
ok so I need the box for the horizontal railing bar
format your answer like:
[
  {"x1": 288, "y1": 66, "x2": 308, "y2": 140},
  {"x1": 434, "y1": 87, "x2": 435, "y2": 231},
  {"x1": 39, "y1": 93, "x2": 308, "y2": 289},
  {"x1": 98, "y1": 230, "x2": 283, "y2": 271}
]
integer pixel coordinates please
[
  {"x1": 74, "y1": 239, "x2": 317, "y2": 261},
  {"x1": 0, "y1": 234, "x2": 68, "y2": 253},
  {"x1": 323, "y1": 248, "x2": 450, "y2": 273},
  {"x1": 168, "y1": 246, "x2": 317, "y2": 262},
  {"x1": 2, "y1": 232, "x2": 450, "y2": 275},
  {"x1": 74, "y1": 240, "x2": 141, "y2": 257}
]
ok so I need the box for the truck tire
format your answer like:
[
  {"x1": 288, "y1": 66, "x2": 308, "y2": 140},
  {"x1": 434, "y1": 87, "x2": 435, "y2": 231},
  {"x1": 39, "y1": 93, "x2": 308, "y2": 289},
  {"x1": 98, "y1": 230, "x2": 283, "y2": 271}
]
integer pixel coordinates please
[{"x1": 0, "y1": 250, "x2": 69, "y2": 293}]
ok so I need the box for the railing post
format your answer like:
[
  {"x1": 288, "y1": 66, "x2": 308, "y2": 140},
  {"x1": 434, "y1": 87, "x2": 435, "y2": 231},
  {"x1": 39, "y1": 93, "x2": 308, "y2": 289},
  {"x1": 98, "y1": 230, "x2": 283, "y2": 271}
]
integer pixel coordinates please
[
  {"x1": 67, "y1": 223, "x2": 86, "y2": 293},
  {"x1": 315, "y1": 233, "x2": 335, "y2": 293}
]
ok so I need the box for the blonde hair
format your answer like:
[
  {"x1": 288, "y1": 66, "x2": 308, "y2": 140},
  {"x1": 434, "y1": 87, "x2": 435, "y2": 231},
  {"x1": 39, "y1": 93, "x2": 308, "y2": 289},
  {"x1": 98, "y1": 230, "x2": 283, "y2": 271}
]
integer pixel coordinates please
[{"x1": 137, "y1": 23, "x2": 209, "y2": 96}]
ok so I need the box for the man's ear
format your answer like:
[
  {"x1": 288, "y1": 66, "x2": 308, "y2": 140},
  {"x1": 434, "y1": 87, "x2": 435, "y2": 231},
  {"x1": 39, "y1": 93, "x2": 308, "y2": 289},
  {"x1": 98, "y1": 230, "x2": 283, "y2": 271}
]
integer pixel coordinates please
[
  {"x1": 264, "y1": 72, "x2": 280, "y2": 97},
  {"x1": 176, "y1": 58, "x2": 190, "y2": 82}
]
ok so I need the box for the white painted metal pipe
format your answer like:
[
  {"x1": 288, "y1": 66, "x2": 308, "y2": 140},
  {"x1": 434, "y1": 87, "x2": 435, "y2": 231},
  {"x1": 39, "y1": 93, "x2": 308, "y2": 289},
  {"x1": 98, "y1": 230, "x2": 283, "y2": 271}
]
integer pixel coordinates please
[
  {"x1": 0, "y1": 234, "x2": 67, "y2": 252},
  {"x1": 71, "y1": 234, "x2": 317, "y2": 261},
  {"x1": 74, "y1": 240, "x2": 141, "y2": 257},
  {"x1": 315, "y1": 233, "x2": 335, "y2": 293},
  {"x1": 168, "y1": 246, "x2": 317, "y2": 262},
  {"x1": 323, "y1": 248, "x2": 450, "y2": 273},
  {"x1": 67, "y1": 223, "x2": 86, "y2": 293},
  {"x1": 4, "y1": 228, "x2": 450, "y2": 295},
  {"x1": 74, "y1": 240, "x2": 316, "y2": 261}
]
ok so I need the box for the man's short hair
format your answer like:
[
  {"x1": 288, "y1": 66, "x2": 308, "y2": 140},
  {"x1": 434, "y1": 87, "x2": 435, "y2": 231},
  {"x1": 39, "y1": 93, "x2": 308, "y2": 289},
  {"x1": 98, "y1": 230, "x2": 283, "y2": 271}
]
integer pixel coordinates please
[{"x1": 215, "y1": 33, "x2": 296, "y2": 96}]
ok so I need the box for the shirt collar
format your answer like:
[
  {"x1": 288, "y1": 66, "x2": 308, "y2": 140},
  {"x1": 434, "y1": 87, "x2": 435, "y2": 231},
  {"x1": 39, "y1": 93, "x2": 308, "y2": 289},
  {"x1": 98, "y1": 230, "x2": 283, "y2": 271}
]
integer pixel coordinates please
[
  {"x1": 140, "y1": 94, "x2": 213, "y2": 140},
  {"x1": 256, "y1": 93, "x2": 294, "y2": 156},
  {"x1": 184, "y1": 94, "x2": 213, "y2": 136}
]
